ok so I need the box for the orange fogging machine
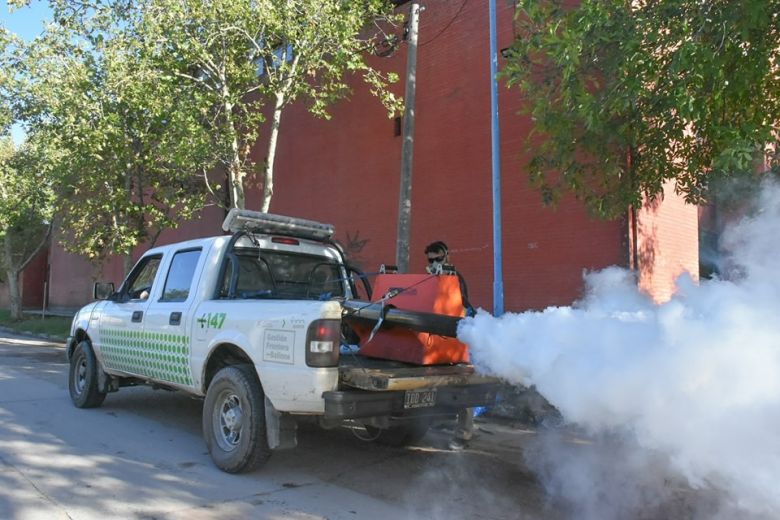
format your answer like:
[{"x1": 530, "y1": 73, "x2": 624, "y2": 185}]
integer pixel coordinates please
[{"x1": 342, "y1": 273, "x2": 470, "y2": 365}]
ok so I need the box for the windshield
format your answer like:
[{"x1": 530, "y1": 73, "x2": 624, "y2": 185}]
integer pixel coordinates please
[{"x1": 220, "y1": 248, "x2": 346, "y2": 301}]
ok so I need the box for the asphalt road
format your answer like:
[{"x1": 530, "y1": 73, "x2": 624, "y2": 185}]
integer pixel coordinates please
[{"x1": 0, "y1": 334, "x2": 556, "y2": 520}]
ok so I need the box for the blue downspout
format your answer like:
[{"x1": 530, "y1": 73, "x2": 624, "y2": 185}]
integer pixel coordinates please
[{"x1": 489, "y1": 0, "x2": 504, "y2": 316}]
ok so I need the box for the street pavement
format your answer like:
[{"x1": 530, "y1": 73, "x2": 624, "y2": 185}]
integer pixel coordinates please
[{"x1": 0, "y1": 333, "x2": 556, "y2": 520}]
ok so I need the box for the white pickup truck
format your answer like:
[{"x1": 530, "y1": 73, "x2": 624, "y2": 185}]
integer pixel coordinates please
[{"x1": 66, "y1": 210, "x2": 500, "y2": 473}]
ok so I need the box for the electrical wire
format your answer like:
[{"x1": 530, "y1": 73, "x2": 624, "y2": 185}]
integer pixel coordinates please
[
  {"x1": 418, "y1": 0, "x2": 469, "y2": 47},
  {"x1": 340, "y1": 273, "x2": 440, "y2": 375},
  {"x1": 341, "y1": 273, "x2": 438, "y2": 318}
]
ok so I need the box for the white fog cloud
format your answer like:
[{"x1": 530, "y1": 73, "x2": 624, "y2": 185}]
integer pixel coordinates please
[{"x1": 459, "y1": 180, "x2": 780, "y2": 517}]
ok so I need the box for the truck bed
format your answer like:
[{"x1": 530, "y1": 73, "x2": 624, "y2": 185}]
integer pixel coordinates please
[{"x1": 338, "y1": 355, "x2": 499, "y2": 391}]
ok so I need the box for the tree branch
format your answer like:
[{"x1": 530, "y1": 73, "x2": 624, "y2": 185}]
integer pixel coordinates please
[
  {"x1": 172, "y1": 70, "x2": 216, "y2": 92},
  {"x1": 17, "y1": 222, "x2": 51, "y2": 273}
]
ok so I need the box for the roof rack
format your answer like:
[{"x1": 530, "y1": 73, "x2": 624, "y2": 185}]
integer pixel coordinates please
[{"x1": 222, "y1": 208, "x2": 335, "y2": 241}]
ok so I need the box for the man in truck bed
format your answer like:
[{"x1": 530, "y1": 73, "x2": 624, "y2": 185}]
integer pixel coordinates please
[{"x1": 425, "y1": 240, "x2": 476, "y2": 450}]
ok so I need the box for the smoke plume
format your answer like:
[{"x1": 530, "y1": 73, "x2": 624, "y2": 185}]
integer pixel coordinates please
[{"x1": 459, "y1": 181, "x2": 780, "y2": 518}]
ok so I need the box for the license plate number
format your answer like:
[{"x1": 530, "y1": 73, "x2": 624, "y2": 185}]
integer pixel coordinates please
[{"x1": 404, "y1": 388, "x2": 437, "y2": 409}]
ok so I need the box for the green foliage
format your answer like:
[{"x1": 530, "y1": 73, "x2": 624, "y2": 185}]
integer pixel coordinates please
[
  {"x1": 139, "y1": 0, "x2": 401, "y2": 210},
  {"x1": 0, "y1": 136, "x2": 55, "y2": 267},
  {"x1": 6, "y1": 0, "x2": 399, "y2": 267},
  {"x1": 503, "y1": 0, "x2": 780, "y2": 218},
  {"x1": 0, "y1": 26, "x2": 56, "y2": 319},
  {"x1": 19, "y1": 6, "x2": 213, "y2": 263},
  {"x1": 0, "y1": 136, "x2": 55, "y2": 319}
]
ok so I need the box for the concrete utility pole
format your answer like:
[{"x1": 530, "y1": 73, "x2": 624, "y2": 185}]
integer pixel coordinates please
[{"x1": 395, "y1": 2, "x2": 421, "y2": 273}]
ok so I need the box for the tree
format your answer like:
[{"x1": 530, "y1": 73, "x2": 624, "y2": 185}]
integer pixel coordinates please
[
  {"x1": 0, "y1": 137, "x2": 54, "y2": 320},
  {"x1": 503, "y1": 0, "x2": 780, "y2": 218},
  {"x1": 20, "y1": 10, "x2": 213, "y2": 273},
  {"x1": 0, "y1": 28, "x2": 53, "y2": 320},
  {"x1": 142, "y1": 0, "x2": 401, "y2": 211}
]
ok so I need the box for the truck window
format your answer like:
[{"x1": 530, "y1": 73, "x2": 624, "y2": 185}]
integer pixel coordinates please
[
  {"x1": 126, "y1": 256, "x2": 162, "y2": 300},
  {"x1": 262, "y1": 251, "x2": 345, "y2": 300},
  {"x1": 161, "y1": 249, "x2": 202, "y2": 302},
  {"x1": 219, "y1": 248, "x2": 345, "y2": 300},
  {"x1": 236, "y1": 253, "x2": 275, "y2": 298}
]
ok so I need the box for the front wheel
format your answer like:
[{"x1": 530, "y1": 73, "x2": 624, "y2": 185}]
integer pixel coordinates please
[
  {"x1": 203, "y1": 365, "x2": 271, "y2": 473},
  {"x1": 68, "y1": 341, "x2": 107, "y2": 408}
]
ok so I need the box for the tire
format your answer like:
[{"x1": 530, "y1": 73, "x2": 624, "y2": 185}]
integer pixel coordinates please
[
  {"x1": 203, "y1": 365, "x2": 271, "y2": 473},
  {"x1": 68, "y1": 341, "x2": 107, "y2": 408},
  {"x1": 365, "y1": 417, "x2": 431, "y2": 447}
]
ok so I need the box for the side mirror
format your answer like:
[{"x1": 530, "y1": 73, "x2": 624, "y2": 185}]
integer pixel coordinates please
[{"x1": 94, "y1": 282, "x2": 115, "y2": 300}]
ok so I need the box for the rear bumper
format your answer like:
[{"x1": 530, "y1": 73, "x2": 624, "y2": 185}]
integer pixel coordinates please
[{"x1": 323, "y1": 383, "x2": 500, "y2": 420}]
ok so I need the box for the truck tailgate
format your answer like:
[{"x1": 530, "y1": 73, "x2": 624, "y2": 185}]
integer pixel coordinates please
[{"x1": 339, "y1": 356, "x2": 499, "y2": 391}]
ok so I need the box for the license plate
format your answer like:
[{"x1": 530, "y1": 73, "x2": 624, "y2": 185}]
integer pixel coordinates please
[{"x1": 404, "y1": 388, "x2": 437, "y2": 409}]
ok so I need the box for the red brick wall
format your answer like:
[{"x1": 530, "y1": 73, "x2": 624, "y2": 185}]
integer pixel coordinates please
[
  {"x1": 254, "y1": 0, "x2": 627, "y2": 311},
  {"x1": 43, "y1": 1, "x2": 691, "y2": 312},
  {"x1": 48, "y1": 230, "x2": 108, "y2": 308},
  {"x1": 0, "y1": 248, "x2": 48, "y2": 310},
  {"x1": 47, "y1": 205, "x2": 227, "y2": 308},
  {"x1": 21, "y1": 248, "x2": 48, "y2": 308},
  {"x1": 636, "y1": 182, "x2": 700, "y2": 302}
]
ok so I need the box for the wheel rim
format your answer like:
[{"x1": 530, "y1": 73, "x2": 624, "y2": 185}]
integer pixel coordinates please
[
  {"x1": 213, "y1": 390, "x2": 243, "y2": 452},
  {"x1": 74, "y1": 355, "x2": 87, "y2": 396}
]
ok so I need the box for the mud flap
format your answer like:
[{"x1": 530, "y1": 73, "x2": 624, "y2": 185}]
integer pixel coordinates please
[
  {"x1": 265, "y1": 397, "x2": 297, "y2": 450},
  {"x1": 96, "y1": 363, "x2": 120, "y2": 393}
]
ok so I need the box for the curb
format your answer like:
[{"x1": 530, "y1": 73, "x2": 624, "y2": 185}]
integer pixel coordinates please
[{"x1": 0, "y1": 326, "x2": 66, "y2": 343}]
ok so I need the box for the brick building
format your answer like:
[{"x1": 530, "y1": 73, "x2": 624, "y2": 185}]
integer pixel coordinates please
[{"x1": 6, "y1": 0, "x2": 699, "y2": 313}]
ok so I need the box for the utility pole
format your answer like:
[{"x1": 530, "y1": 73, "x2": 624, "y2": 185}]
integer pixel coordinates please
[{"x1": 395, "y1": 2, "x2": 421, "y2": 273}]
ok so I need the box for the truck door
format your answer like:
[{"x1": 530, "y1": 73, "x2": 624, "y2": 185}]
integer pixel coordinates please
[
  {"x1": 142, "y1": 248, "x2": 204, "y2": 388},
  {"x1": 98, "y1": 254, "x2": 163, "y2": 377}
]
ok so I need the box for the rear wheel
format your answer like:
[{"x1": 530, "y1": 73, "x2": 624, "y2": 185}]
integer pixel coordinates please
[
  {"x1": 203, "y1": 365, "x2": 271, "y2": 473},
  {"x1": 68, "y1": 341, "x2": 107, "y2": 408}
]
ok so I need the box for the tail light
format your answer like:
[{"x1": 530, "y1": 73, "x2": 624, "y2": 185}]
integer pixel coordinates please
[
  {"x1": 305, "y1": 319, "x2": 340, "y2": 367},
  {"x1": 271, "y1": 237, "x2": 300, "y2": 245}
]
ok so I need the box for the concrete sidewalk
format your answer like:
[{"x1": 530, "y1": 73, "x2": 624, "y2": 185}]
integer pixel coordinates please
[{"x1": 23, "y1": 306, "x2": 78, "y2": 318}]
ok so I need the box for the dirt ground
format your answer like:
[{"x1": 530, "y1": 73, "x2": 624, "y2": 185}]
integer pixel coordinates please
[{"x1": 311, "y1": 413, "x2": 745, "y2": 520}]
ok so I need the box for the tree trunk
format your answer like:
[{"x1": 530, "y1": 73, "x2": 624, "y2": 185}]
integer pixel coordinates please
[
  {"x1": 223, "y1": 96, "x2": 245, "y2": 210},
  {"x1": 121, "y1": 169, "x2": 137, "y2": 276},
  {"x1": 261, "y1": 90, "x2": 286, "y2": 213},
  {"x1": 3, "y1": 236, "x2": 22, "y2": 321},
  {"x1": 3, "y1": 232, "x2": 22, "y2": 321},
  {"x1": 1, "y1": 224, "x2": 52, "y2": 320},
  {"x1": 229, "y1": 136, "x2": 245, "y2": 210},
  {"x1": 123, "y1": 253, "x2": 134, "y2": 277},
  {"x1": 6, "y1": 268, "x2": 22, "y2": 321},
  {"x1": 260, "y1": 51, "x2": 299, "y2": 214}
]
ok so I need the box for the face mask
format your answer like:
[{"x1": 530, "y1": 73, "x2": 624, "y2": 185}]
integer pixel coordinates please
[{"x1": 426, "y1": 260, "x2": 445, "y2": 275}]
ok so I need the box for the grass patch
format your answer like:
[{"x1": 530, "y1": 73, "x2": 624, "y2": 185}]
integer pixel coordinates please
[{"x1": 0, "y1": 309, "x2": 71, "y2": 340}]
